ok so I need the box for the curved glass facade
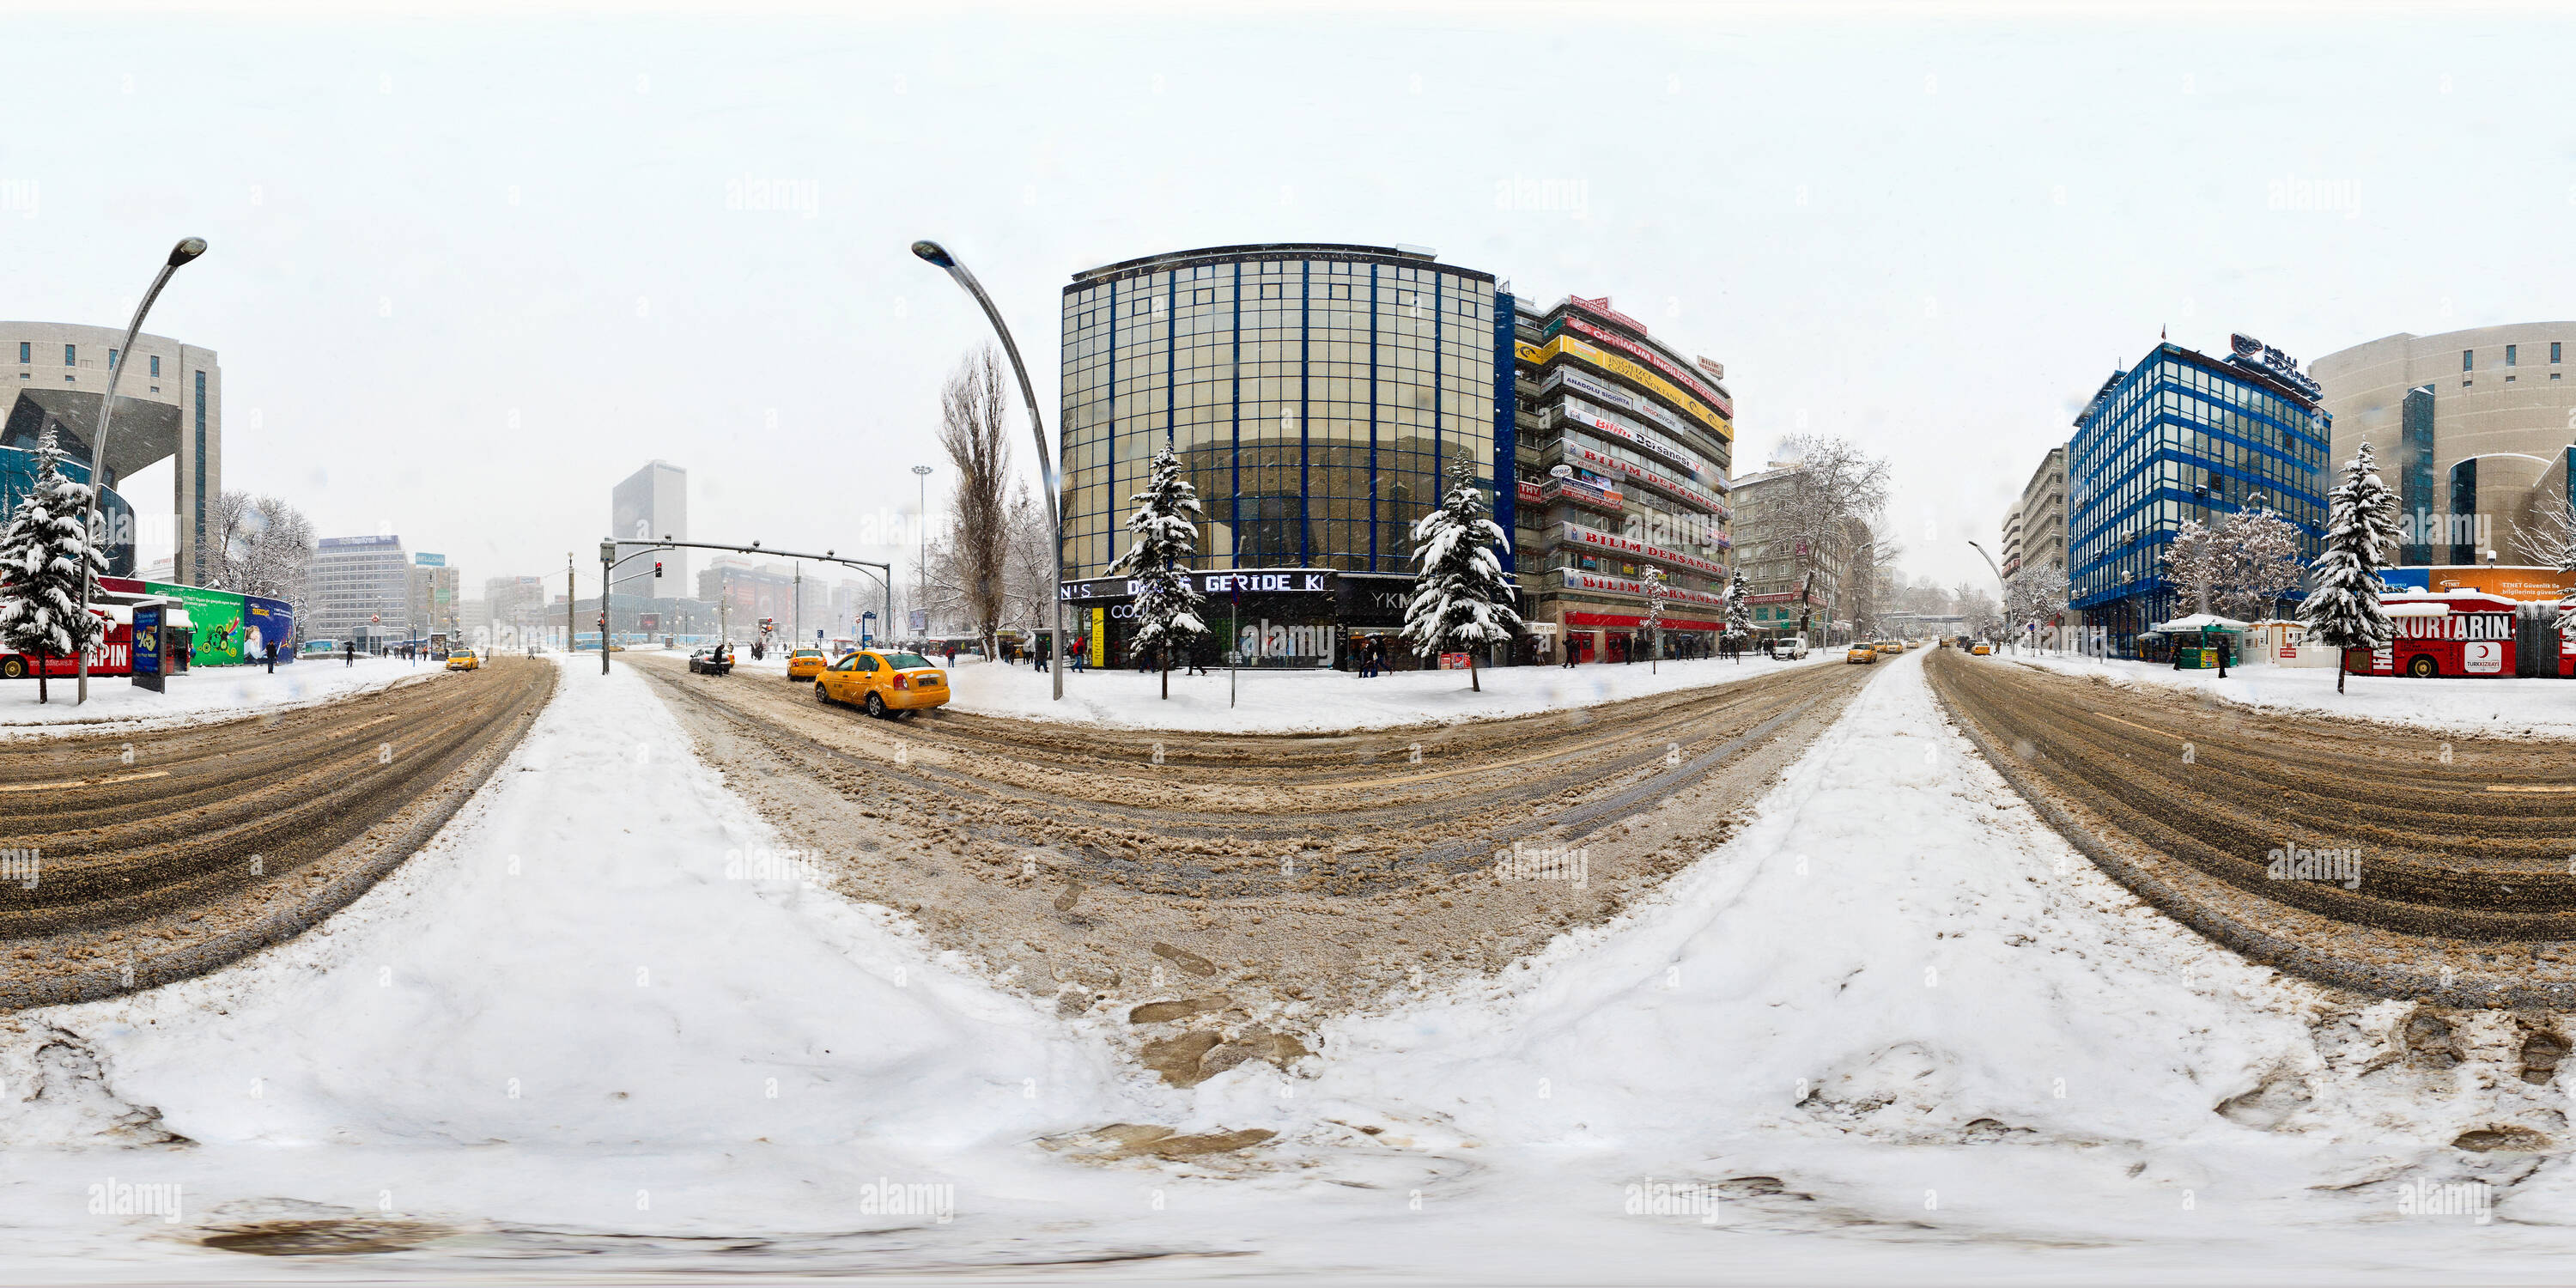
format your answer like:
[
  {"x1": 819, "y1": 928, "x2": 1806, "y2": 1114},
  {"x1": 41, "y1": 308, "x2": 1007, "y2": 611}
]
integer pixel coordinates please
[
  {"x1": 0, "y1": 442, "x2": 136, "y2": 576},
  {"x1": 1060, "y1": 244, "x2": 1510, "y2": 580}
]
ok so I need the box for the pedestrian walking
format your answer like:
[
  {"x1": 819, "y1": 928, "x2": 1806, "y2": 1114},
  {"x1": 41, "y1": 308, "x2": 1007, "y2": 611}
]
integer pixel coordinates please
[
  {"x1": 264, "y1": 638, "x2": 278, "y2": 674},
  {"x1": 343, "y1": 641, "x2": 355, "y2": 667},
  {"x1": 945, "y1": 642, "x2": 957, "y2": 667},
  {"x1": 1035, "y1": 633, "x2": 1051, "y2": 672}
]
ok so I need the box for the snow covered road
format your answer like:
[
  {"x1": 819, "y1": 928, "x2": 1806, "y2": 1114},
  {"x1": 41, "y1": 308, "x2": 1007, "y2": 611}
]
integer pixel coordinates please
[{"x1": 6, "y1": 649, "x2": 2573, "y2": 1281}]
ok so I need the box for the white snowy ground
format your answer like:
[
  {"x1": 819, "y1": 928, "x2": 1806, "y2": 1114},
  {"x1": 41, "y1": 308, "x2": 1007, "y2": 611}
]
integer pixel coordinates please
[
  {"x1": 919, "y1": 651, "x2": 1846, "y2": 733},
  {"x1": 0, "y1": 657, "x2": 448, "y2": 738},
  {"x1": 1997, "y1": 646, "x2": 2576, "y2": 738},
  {"x1": 3, "y1": 649, "x2": 2569, "y2": 1282}
]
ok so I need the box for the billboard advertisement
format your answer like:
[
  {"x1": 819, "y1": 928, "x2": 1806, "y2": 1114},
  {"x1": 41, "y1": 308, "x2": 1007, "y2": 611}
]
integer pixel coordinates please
[
  {"x1": 144, "y1": 580, "x2": 250, "y2": 666},
  {"x1": 244, "y1": 594, "x2": 295, "y2": 662}
]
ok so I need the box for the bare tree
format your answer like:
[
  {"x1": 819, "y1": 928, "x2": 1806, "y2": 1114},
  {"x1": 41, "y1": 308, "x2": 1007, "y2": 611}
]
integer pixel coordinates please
[
  {"x1": 937, "y1": 346, "x2": 1014, "y2": 660},
  {"x1": 205, "y1": 490, "x2": 317, "y2": 637},
  {"x1": 1773, "y1": 434, "x2": 1892, "y2": 639},
  {"x1": 1001, "y1": 483, "x2": 1054, "y2": 634}
]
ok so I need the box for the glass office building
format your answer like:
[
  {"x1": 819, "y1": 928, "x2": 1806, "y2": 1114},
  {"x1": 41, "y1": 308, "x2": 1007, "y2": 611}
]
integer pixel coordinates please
[
  {"x1": 1060, "y1": 243, "x2": 1512, "y2": 579},
  {"x1": 1058, "y1": 243, "x2": 1514, "y2": 669},
  {"x1": 2067, "y1": 339, "x2": 2331, "y2": 653}
]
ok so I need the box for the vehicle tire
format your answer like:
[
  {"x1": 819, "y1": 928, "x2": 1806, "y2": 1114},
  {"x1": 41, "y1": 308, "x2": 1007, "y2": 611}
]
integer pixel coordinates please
[
  {"x1": 2407, "y1": 654, "x2": 2438, "y2": 678},
  {"x1": 865, "y1": 691, "x2": 887, "y2": 719},
  {"x1": 0, "y1": 657, "x2": 22, "y2": 679},
  {"x1": 815, "y1": 681, "x2": 830, "y2": 705}
]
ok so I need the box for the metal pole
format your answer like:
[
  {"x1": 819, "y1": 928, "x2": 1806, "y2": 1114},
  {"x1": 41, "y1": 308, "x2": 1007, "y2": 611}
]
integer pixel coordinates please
[
  {"x1": 912, "y1": 240, "x2": 1064, "y2": 701},
  {"x1": 601, "y1": 550, "x2": 612, "y2": 675},
  {"x1": 566, "y1": 554, "x2": 575, "y2": 659},
  {"x1": 912, "y1": 464, "x2": 931, "y2": 645},
  {"x1": 794, "y1": 561, "x2": 803, "y2": 647},
  {"x1": 76, "y1": 236, "x2": 206, "y2": 704}
]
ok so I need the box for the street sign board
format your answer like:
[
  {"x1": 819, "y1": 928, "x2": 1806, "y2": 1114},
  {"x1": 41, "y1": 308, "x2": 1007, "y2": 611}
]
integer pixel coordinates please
[{"x1": 131, "y1": 605, "x2": 165, "y2": 692}]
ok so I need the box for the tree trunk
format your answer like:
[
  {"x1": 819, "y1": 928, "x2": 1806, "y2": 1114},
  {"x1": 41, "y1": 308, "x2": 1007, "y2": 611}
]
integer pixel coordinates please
[
  {"x1": 34, "y1": 651, "x2": 47, "y2": 704},
  {"x1": 2337, "y1": 656, "x2": 2347, "y2": 693},
  {"x1": 1468, "y1": 653, "x2": 1480, "y2": 692},
  {"x1": 1162, "y1": 657, "x2": 1170, "y2": 700}
]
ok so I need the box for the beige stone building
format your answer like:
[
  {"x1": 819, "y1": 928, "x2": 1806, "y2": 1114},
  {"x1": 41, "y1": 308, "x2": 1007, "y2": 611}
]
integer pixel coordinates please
[{"x1": 2312, "y1": 324, "x2": 2576, "y2": 564}]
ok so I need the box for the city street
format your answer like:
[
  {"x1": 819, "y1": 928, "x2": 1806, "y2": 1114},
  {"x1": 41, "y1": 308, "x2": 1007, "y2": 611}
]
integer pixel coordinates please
[
  {"x1": 1931, "y1": 647, "x2": 2576, "y2": 1005},
  {"x1": 635, "y1": 648, "x2": 1873, "y2": 1027}
]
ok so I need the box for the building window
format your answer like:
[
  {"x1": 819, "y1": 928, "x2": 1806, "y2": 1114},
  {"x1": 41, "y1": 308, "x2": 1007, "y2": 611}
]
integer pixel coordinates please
[
  {"x1": 1192, "y1": 288, "x2": 1214, "y2": 305},
  {"x1": 64, "y1": 344, "x2": 76, "y2": 366},
  {"x1": 15, "y1": 342, "x2": 25, "y2": 363},
  {"x1": 2464, "y1": 349, "x2": 2475, "y2": 372},
  {"x1": 1260, "y1": 283, "x2": 1282, "y2": 300},
  {"x1": 108, "y1": 349, "x2": 118, "y2": 369},
  {"x1": 150, "y1": 355, "x2": 161, "y2": 376},
  {"x1": 2555, "y1": 342, "x2": 2563, "y2": 364},
  {"x1": 2507, "y1": 344, "x2": 2518, "y2": 367}
]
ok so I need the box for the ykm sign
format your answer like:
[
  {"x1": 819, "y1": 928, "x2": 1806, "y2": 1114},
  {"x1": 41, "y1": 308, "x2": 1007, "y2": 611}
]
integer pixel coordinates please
[{"x1": 1060, "y1": 568, "x2": 1333, "y2": 603}]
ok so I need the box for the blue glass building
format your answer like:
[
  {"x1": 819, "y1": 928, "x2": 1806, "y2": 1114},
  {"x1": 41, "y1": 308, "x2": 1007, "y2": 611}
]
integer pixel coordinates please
[{"x1": 2067, "y1": 337, "x2": 2331, "y2": 653}]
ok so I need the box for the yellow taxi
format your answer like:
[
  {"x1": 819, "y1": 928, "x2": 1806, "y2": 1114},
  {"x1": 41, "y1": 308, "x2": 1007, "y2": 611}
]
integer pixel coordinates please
[
  {"x1": 1845, "y1": 645, "x2": 1878, "y2": 665},
  {"x1": 1970, "y1": 642, "x2": 1995, "y2": 656},
  {"x1": 785, "y1": 648, "x2": 829, "y2": 681},
  {"x1": 445, "y1": 649, "x2": 480, "y2": 671},
  {"x1": 816, "y1": 648, "x2": 950, "y2": 718},
  {"x1": 1874, "y1": 640, "x2": 1904, "y2": 657}
]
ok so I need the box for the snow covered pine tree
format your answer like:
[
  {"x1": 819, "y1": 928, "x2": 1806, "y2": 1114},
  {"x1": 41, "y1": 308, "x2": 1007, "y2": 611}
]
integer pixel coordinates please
[
  {"x1": 1722, "y1": 572, "x2": 1752, "y2": 662},
  {"x1": 1105, "y1": 445, "x2": 1209, "y2": 700},
  {"x1": 2301, "y1": 441, "x2": 2400, "y2": 694},
  {"x1": 0, "y1": 427, "x2": 109, "y2": 704},
  {"x1": 1403, "y1": 463, "x2": 1521, "y2": 692}
]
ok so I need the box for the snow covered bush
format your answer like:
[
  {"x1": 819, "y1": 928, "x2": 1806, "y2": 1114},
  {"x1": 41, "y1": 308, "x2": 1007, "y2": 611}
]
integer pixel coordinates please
[
  {"x1": 2301, "y1": 443, "x2": 2400, "y2": 694},
  {"x1": 1403, "y1": 463, "x2": 1522, "y2": 692},
  {"x1": 0, "y1": 428, "x2": 108, "y2": 703},
  {"x1": 1106, "y1": 446, "x2": 1209, "y2": 700}
]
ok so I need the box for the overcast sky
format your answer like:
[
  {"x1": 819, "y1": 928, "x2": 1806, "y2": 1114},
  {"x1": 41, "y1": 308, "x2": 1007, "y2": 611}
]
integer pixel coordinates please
[{"x1": 8, "y1": 1, "x2": 2571, "y2": 599}]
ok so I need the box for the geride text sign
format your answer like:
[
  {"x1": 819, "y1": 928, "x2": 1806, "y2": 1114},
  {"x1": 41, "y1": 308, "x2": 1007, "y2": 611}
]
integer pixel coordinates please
[{"x1": 1060, "y1": 568, "x2": 1334, "y2": 603}]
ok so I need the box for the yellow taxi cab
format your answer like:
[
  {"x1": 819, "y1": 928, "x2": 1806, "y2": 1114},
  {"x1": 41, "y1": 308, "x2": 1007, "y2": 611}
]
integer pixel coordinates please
[
  {"x1": 445, "y1": 649, "x2": 480, "y2": 671},
  {"x1": 785, "y1": 648, "x2": 829, "y2": 681},
  {"x1": 816, "y1": 648, "x2": 950, "y2": 718},
  {"x1": 1874, "y1": 640, "x2": 1903, "y2": 657},
  {"x1": 1845, "y1": 645, "x2": 1878, "y2": 665},
  {"x1": 1970, "y1": 642, "x2": 1995, "y2": 656}
]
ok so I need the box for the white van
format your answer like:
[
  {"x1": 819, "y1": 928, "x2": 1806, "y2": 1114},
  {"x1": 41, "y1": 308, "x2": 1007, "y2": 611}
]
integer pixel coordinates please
[{"x1": 1775, "y1": 634, "x2": 1811, "y2": 659}]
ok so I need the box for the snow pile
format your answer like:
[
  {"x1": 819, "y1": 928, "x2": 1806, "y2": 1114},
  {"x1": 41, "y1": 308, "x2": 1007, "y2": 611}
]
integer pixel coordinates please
[
  {"x1": 939, "y1": 652, "x2": 1844, "y2": 732},
  {"x1": 1999, "y1": 647, "x2": 2576, "y2": 738},
  {"x1": 0, "y1": 657, "x2": 451, "y2": 737}
]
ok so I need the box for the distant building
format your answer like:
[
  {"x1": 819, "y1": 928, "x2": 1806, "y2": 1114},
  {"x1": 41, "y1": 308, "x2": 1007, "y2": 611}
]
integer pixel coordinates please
[
  {"x1": 310, "y1": 535, "x2": 410, "y2": 649},
  {"x1": 696, "y1": 556, "x2": 798, "y2": 639},
  {"x1": 2068, "y1": 336, "x2": 2330, "y2": 653},
  {"x1": 611, "y1": 460, "x2": 688, "y2": 609},
  {"x1": 408, "y1": 553, "x2": 460, "y2": 638},
  {"x1": 1728, "y1": 463, "x2": 1864, "y2": 642},
  {"x1": 2002, "y1": 443, "x2": 2072, "y2": 632}
]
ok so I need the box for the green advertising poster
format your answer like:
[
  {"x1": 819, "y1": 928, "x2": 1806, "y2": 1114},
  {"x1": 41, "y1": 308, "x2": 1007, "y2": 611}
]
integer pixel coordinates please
[{"x1": 144, "y1": 580, "x2": 250, "y2": 665}]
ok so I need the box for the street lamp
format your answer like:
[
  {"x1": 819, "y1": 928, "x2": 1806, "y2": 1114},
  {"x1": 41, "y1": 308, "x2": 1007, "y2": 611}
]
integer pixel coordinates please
[
  {"x1": 598, "y1": 539, "x2": 616, "y2": 674},
  {"x1": 912, "y1": 239, "x2": 1065, "y2": 700},
  {"x1": 1965, "y1": 539, "x2": 2009, "y2": 647},
  {"x1": 912, "y1": 464, "x2": 933, "y2": 644},
  {"x1": 76, "y1": 236, "x2": 207, "y2": 704}
]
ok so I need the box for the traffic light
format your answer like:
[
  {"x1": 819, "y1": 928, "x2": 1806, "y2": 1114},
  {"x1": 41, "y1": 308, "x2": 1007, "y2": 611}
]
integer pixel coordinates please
[{"x1": 653, "y1": 561, "x2": 664, "y2": 580}]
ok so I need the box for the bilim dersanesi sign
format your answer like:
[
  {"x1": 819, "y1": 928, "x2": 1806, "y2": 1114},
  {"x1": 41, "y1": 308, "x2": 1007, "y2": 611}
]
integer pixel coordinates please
[{"x1": 1060, "y1": 568, "x2": 1334, "y2": 603}]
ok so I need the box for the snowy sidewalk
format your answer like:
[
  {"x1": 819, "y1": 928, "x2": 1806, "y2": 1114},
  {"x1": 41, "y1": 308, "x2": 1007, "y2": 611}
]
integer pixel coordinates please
[
  {"x1": 0, "y1": 656, "x2": 449, "y2": 738},
  {"x1": 937, "y1": 650, "x2": 1845, "y2": 732},
  {"x1": 1999, "y1": 647, "x2": 2576, "y2": 738}
]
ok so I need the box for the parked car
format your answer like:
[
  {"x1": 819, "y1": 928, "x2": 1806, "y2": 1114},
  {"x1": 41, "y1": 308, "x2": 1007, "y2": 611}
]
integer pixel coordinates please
[
  {"x1": 1845, "y1": 645, "x2": 1878, "y2": 665},
  {"x1": 688, "y1": 647, "x2": 734, "y2": 676},
  {"x1": 1775, "y1": 634, "x2": 1811, "y2": 659},
  {"x1": 785, "y1": 648, "x2": 829, "y2": 681},
  {"x1": 815, "y1": 649, "x2": 950, "y2": 718},
  {"x1": 445, "y1": 649, "x2": 480, "y2": 671}
]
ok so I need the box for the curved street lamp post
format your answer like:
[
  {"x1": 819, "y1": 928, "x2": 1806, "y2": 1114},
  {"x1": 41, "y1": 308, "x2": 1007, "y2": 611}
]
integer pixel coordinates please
[
  {"x1": 76, "y1": 237, "x2": 208, "y2": 704},
  {"x1": 910, "y1": 240, "x2": 1064, "y2": 701}
]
